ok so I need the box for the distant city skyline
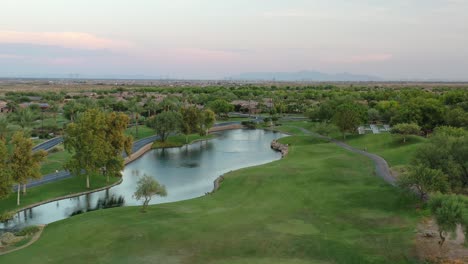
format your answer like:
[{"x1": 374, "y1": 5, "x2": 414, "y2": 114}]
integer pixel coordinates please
[{"x1": 1, "y1": 0, "x2": 467, "y2": 80}]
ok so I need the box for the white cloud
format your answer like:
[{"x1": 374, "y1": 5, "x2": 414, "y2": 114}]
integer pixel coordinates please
[{"x1": 0, "y1": 31, "x2": 133, "y2": 51}]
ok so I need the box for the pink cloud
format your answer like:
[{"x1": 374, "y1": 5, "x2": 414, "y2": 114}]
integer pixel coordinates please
[{"x1": 0, "y1": 31, "x2": 133, "y2": 51}]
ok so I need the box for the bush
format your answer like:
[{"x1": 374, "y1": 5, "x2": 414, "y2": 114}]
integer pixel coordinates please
[
  {"x1": 241, "y1": 121, "x2": 257, "y2": 129},
  {"x1": 49, "y1": 145, "x2": 64, "y2": 153},
  {"x1": 0, "y1": 211, "x2": 15, "y2": 222},
  {"x1": 15, "y1": 226, "x2": 40, "y2": 236}
]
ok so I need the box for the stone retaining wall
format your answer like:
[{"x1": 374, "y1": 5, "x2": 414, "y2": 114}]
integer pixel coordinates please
[{"x1": 271, "y1": 140, "x2": 289, "y2": 157}]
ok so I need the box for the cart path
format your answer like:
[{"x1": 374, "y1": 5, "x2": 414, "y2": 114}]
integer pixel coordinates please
[{"x1": 291, "y1": 126, "x2": 396, "y2": 186}]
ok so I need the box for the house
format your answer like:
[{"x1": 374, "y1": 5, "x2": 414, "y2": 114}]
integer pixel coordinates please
[
  {"x1": 0, "y1": 100, "x2": 8, "y2": 113},
  {"x1": 231, "y1": 100, "x2": 261, "y2": 114}
]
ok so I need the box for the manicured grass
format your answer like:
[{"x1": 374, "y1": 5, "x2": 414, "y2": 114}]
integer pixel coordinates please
[
  {"x1": 40, "y1": 149, "x2": 72, "y2": 175},
  {"x1": 152, "y1": 134, "x2": 215, "y2": 149},
  {"x1": 0, "y1": 136, "x2": 422, "y2": 263},
  {"x1": 343, "y1": 134, "x2": 426, "y2": 167},
  {"x1": 125, "y1": 125, "x2": 154, "y2": 140},
  {"x1": 0, "y1": 175, "x2": 120, "y2": 215}
]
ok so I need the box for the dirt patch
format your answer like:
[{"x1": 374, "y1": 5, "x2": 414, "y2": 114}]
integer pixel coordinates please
[{"x1": 414, "y1": 218, "x2": 468, "y2": 263}]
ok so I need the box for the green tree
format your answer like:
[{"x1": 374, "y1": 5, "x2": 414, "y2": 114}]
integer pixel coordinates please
[
  {"x1": 199, "y1": 109, "x2": 216, "y2": 136},
  {"x1": 333, "y1": 103, "x2": 364, "y2": 139},
  {"x1": 146, "y1": 111, "x2": 182, "y2": 142},
  {"x1": 63, "y1": 100, "x2": 86, "y2": 122},
  {"x1": 64, "y1": 109, "x2": 108, "y2": 189},
  {"x1": 390, "y1": 123, "x2": 421, "y2": 143},
  {"x1": 398, "y1": 165, "x2": 449, "y2": 200},
  {"x1": 367, "y1": 108, "x2": 380, "y2": 124},
  {"x1": 10, "y1": 131, "x2": 47, "y2": 205},
  {"x1": 180, "y1": 106, "x2": 200, "y2": 143},
  {"x1": 313, "y1": 122, "x2": 339, "y2": 137},
  {"x1": 9, "y1": 108, "x2": 36, "y2": 133},
  {"x1": 445, "y1": 107, "x2": 468, "y2": 128},
  {"x1": 127, "y1": 99, "x2": 144, "y2": 139},
  {"x1": 0, "y1": 139, "x2": 12, "y2": 199},
  {"x1": 428, "y1": 194, "x2": 467, "y2": 246},
  {"x1": 102, "y1": 112, "x2": 133, "y2": 182},
  {"x1": 413, "y1": 127, "x2": 468, "y2": 192},
  {"x1": 208, "y1": 99, "x2": 233, "y2": 118},
  {"x1": 0, "y1": 116, "x2": 9, "y2": 141},
  {"x1": 133, "y1": 175, "x2": 167, "y2": 212}
]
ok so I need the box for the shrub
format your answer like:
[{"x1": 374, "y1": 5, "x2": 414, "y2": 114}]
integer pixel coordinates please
[
  {"x1": 15, "y1": 226, "x2": 40, "y2": 236},
  {"x1": 49, "y1": 145, "x2": 64, "y2": 153},
  {"x1": 0, "y1": 211, "x2": 15, "y2": 222}
]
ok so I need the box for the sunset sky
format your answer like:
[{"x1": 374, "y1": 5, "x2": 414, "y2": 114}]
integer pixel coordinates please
[{"x1": 1, "y1": 0, "x2": 467, "y2": 80}]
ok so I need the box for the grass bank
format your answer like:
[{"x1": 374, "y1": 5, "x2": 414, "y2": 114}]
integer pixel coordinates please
[
  {"x1": 0, "y1": 175, "x2": 120, "y2": 216},
  {"x1": 1, "y1": 135, "x2": 422, "y2": 263}
]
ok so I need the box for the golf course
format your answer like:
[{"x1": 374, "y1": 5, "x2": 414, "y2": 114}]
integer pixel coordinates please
[{"x1": 0, "y1": 125, "x2": 425, "y2": 263}]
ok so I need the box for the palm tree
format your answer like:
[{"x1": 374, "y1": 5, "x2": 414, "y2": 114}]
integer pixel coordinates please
[
  {"x1": 9, "y1": 108, "x2": 36, "y2": 134},
  {"x1": 127, "y1": 99, "x2": 143, "y2": 139}
]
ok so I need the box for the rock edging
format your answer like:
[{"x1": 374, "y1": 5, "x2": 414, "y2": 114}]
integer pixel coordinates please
[{"x1": 271, "y1": 140, "x2": 289, "y2": 157}]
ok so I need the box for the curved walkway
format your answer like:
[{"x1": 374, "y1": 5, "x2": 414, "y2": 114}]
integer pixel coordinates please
[{"x1": 292, "y1": 126, "x2": 396, "y2": 186}]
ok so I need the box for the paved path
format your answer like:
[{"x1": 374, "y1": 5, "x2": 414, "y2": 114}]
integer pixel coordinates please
[{"x1": 291, "y1": 126, "x2": 396, "y2": 186}]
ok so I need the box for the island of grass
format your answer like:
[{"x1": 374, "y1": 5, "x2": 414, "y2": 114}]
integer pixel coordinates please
[{"x1": 0, "y1": 131, "x2": 425, "y2": 263}]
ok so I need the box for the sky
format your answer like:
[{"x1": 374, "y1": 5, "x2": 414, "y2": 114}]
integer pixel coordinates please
[{"x1": 0, "y1": 0, "x2": 467, "y2": 80}]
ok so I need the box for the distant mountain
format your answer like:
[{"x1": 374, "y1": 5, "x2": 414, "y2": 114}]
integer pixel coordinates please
[{"x1": 229, "y1": 71, "x2": 382, "y2": 82}]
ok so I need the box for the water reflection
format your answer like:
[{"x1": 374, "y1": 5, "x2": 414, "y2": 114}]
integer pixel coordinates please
[{"x1": 1, "y1": 129, "x2": 285, "y2": 230}]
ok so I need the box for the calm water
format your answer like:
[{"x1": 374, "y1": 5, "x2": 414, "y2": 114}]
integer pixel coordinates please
[{"x1": 1, "y1": 129, "x2": 285, "y2": 230}]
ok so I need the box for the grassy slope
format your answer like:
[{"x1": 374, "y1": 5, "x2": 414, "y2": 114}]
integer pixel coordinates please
[
  {"x1": 0, "y1": 175, "x2": 120, "y2": 214},
  {"x1": 40, "y1": 150, "x2": 72, "y2": 175},
  {"x1": 125, "y1": 125, "x2": 154, "y2": 140},
  {"x1": 343, "y1": 134, "x2": 426, "y2": 167},
  {"x1": 1, "y1": 136, "x2": 422, "y2": 264}
]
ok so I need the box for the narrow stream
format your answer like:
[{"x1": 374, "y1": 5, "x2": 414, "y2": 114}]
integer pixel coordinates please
[{"x1": 1, "y1": 129, "x2": 286, "y2": 231}]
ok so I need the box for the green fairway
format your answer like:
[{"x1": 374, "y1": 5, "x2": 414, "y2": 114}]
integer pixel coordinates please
[
  {"x1": 0, "y1": 175, "x2": 120, "y2": 215},
  {"x1": 0, "y1": 135, "x2": 422, "y2": 264}
]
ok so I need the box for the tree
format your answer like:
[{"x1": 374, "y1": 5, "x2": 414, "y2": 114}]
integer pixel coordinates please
[
  {"x1": 63, "y1": 100, "x2": 86, "y2": 122},
  {"x1": 9, "y1": 108, "x2": 36, "y2": 133},
  {"x1": 0, "y1": 139, "x2": 12, "y2": 199},
  {"x1": 199, "y1": 109, "x2": 216, "y2": 136},
  {"x1": 333, "y1": 103, "x2": 364, "y2": 139},
  {"x1": 0, "y1": 116, "x2": 9, "y2": 141},
  {"x1": 445, "y1": 107, "x2": 468, "y2": 128},
  {"x1": 413, "y1": 127, "x2": 468, "y2": 192},
  {"x1": 428, "y1": 194, "x2": 467, "y2": 246},
  {"x1": 133, "y1": 175, "x2": 167, "y2": 212},
  {"x1": 367, "y1": 108, "x2": 380, "y2": 124},
  {"x1": 10, "y1": 131, "x2": 47, "y2": 205},
  {"x1": 102, "y1": 112, "x2": 133, "y2": 182},
  {"x1": 313, "y1": 122, "x2": 339, "y2": 137},
  {"x1": 127, "y1": 99, "x2": 143, "y2": 139},
  {"x1": 398, "y1": 165, "x2": 449, "y2": 200},
  {"x1": 208, "y1": 99, "x2": 233, "y2": 118},
  {"x1": 180, "y1": 106, "x2": 200, "y2": 143},
  {"x1": 64, "y1": 109, "x2": 108, "y2": 189},
  {"x1": 146, "y1": 111, "x2": 182, "y2": 142},
  {"x1": 390, "y1": 123, "x2": 421, "y2": 143}
]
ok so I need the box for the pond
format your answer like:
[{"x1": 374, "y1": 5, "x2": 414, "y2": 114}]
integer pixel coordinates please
[{"x1": 1, "y1": 129, "x2": 286, "y2": 230}]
